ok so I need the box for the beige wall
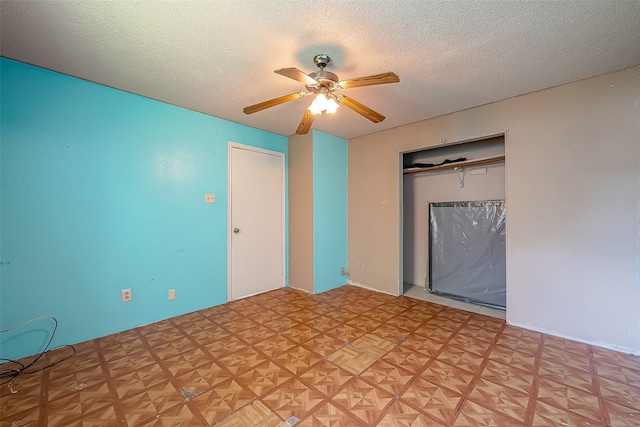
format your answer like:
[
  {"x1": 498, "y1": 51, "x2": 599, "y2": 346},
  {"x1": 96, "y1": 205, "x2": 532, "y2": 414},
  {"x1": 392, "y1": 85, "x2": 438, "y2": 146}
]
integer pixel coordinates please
[
  {"x1": 349, "y1": 67, "x2": 640, "y2": 354},
  {"x1": 288, "y1": 133, "x2": 314, "y2": 293}
]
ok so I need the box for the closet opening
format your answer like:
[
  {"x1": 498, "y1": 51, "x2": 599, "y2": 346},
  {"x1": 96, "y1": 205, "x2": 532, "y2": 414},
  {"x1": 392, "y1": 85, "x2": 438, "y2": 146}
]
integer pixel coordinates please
[{"x1": 400, "y1": 133, "x2": 506, "y2": 316}]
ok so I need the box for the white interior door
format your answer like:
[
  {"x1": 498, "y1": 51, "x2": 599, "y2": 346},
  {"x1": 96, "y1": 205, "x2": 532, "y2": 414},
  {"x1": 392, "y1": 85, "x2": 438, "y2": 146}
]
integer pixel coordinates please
[{"x1": 229, "y1": 143, "x2": 285, "y2": 300}]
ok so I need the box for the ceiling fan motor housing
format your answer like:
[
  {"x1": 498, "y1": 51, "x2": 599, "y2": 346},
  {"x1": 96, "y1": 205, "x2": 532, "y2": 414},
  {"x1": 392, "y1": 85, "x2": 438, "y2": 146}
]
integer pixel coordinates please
[
  {"x1": 307, "y1": 71, "x2": 339, "y2": 91},
  {"x1": 308, "y1": 55, "x2": 339, "y2": 93}
]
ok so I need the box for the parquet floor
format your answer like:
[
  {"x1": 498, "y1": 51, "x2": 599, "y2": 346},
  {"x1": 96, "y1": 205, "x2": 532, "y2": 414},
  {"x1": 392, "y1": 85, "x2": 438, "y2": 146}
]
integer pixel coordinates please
[{"x1": 2, "y1": 285, "x2": 639, "y2": 426}]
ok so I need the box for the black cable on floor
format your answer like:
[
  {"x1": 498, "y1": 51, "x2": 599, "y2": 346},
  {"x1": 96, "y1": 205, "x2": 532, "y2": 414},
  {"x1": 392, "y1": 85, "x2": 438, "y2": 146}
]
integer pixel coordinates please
[{"x1": 0, "y1": 316, "x2": 75, "y2": 387}]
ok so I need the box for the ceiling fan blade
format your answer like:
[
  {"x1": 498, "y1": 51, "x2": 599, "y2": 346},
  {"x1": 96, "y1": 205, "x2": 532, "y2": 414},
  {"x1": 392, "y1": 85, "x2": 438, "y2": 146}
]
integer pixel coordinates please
[
  {"x1": 275, "y1": 67, "x2": 318, "y2": 85},
  {"x1": 296, "y1": 109, "x2": 315, "y2": 134},
  {"x1": 243, "y1": 92, "x2": 307, "y2": 114},
  {"x1": 336, "y1": 95, "x2": 385, "y2": 123},
  {"x1": 337, "y1": 72, "x2": 400, "y2": 89}
]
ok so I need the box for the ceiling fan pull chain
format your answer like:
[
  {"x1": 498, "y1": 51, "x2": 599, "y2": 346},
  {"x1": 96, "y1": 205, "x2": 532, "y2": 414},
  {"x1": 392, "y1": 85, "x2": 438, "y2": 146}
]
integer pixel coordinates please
[{"x1": 455, "y1": 167, "x2": 466, "y2": 188}]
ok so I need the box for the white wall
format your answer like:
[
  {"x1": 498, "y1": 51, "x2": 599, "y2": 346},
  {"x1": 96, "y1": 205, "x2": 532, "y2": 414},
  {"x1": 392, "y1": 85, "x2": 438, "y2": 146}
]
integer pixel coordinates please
[{"x1": 349, "y1": 67, "x2": 640, "y2": 354}]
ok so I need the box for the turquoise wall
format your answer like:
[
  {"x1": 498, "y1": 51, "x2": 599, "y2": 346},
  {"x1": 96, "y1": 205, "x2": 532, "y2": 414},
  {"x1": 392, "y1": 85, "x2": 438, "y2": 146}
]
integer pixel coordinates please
[
  {"x1": 0, "y1": 59, "x2": 288, "y2": 360},
  {"x1": 312, "y1": 130, "x2": 348, "y2": 293}
]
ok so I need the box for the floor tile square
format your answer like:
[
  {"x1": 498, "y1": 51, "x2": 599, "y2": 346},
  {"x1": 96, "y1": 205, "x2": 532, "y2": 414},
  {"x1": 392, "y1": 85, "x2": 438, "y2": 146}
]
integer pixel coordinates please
[
  {"x1": 201, "y1": 335, "x2": 248, "y2": 359},
  {"x1": 419, "y1": 360, "x2": 476, "y2": 394},
  {"x1": 173, "y1": 359, "x2": 235, "y2": 390},
  {"x1": 218, "y1": 346, "x2": 270, "y2": 376},
  {"x1": 412, "y1": 323, "x2": 456, "y2": 342},
  {"x1": 46, "y1": 382, "x2": 117, "y2": 425},
  {"x1": 252, "y1": 333, "x2": 298, "y2": 359},
  {"x1": 402, "y1": 334, "x2": 445, "y2": 358},
  {"x1": 46, "y1": 365, "x2": 109, "y2": 402},
  {"x1": 467, "y1": 377, "x2": 530, "y2": 422},
  {"x1": 594, "y1": 360, "x2": 640, "y2": 389},
  {"x1": 381, "y1": 344, "x2": 433, "y2": 374},
  {"x1": 435, "y1": 345, "x2": 485, "y2": 374},
  {"x1": 324, "y1": 323, "x2": 366, "y2": 343},
  {"x1": 400, "y1": 376, "x2": 463, "y2": 424},
  {"x1": 457, "y1": 324, "x2": 500, "y2": 343},
  {"x1": 331, "y1": 377, "x2": 395, "y2": 425},
  {"x1": 0, "y1": 379, "x2": 45, "y2": 421},
  {"x1": 326, "y1": 345, "x2": 379, "y2": 375},
  {"x1": 272, "y1": 345, "x2": 323, "y2": 375},
  {"x1": 351, "y1": 333, "x2": 396, "y2": 358},
  {"x1": 480, "y1": 359, "x2": 535, "y2": 394},
  {"x1": 370, "y1": 323, "x2": 411, "y2": 343},
  {"x1": 538, "y1": 359, "x2": 596, "y2": 394},
  {"x1": 495, "y1": 334, "x2": 540, "y2": 356},
  {"x1": 531, "y1": 399, "x2": 602, "y2": 427},
  {"x1": 385, "y1": 315, "x2": 423, "y2": 333},
  {"x1": 164, "y1": 349, "x2": 214, "y2": 378},
  {"x1": 359, "y1": 360, "x2": 414, "y2": 396},
  {"x1": 603, "y1": 398, "x2": 640, "y2": 427},
  {"x1": 301, "y1": 333, "x2": 348, "y2": 357},
  {"x1": 119, "y1": 382, "x2": 184, "y2": 426},
  {"x1": 345, "y1": 315, "x2": 383, "y2": 333},
  {"x1": 261, "y1": 378, "x2": 324, "y2": 421},
  {"x1": 303, "y1": 315, "x2": 343, "y2": 333},
  {"x1": 279, "y1": 323, "x2": 322, "y2": 345},
  {"x1": 597, "y1": 376, "x2": 640, "y2": 412},
  {"x1": 540, "y1": 346, "x2": 591, "y2": 372},
  {"x1": 591, "y1": 347, "x2": 640, "y2": 371},
  {"x1": 111, "y1": 365, "x2": 169, "y2": 400},
  {"x1": 487, "y1": 344, "x2": 537, "y2": 373},
  {"x1": 536, "y1": 377, "x2": 603, "y2": 423},
  {"x1": 299, "y1": 360, "x2": 353, "y2": 397},
  {"x1": 188, "y1": 326, "x2": 231, "y2": 347},
  {"x1": 235, "y1": 325, "x2": 277, "y2": 345},
  {"x1": 187, "y1": 378, "x2": 256, "y2": 425},
  {"x1": 236, "y1": 361, "x2": 295, "y2": 397}
]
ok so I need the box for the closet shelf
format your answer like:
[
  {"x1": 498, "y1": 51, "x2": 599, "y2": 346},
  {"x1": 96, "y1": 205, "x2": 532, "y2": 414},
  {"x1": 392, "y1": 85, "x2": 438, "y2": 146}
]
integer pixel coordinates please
[{"x1": 403, "y1": 155, "x2": 505, "y2": 175}]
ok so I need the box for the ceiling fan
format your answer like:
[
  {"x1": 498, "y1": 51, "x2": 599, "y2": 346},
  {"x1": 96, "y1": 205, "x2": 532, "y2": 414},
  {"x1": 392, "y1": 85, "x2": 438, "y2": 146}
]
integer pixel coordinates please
[{"x1": 243, "y1": 54, "x2": 400, "y2": 135}]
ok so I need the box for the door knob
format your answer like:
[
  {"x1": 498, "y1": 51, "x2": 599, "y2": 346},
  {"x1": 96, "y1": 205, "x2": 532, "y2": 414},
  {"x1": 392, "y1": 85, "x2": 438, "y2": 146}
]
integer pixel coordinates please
[{"x1": 233, "y1": 228, "x2": 240, "y2": 233}]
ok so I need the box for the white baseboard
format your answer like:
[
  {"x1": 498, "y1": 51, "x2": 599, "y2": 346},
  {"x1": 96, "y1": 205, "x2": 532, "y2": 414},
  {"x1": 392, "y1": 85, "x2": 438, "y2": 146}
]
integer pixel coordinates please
[{"x1": 507, "y1": 320, "x2": 640, "y2": 356}]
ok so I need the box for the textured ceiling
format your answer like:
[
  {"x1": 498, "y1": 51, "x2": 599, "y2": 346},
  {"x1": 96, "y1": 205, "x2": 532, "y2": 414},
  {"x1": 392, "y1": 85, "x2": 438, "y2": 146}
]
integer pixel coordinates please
[{"x1": 2, "y1": 1, "x2": 640, "y2": 139}]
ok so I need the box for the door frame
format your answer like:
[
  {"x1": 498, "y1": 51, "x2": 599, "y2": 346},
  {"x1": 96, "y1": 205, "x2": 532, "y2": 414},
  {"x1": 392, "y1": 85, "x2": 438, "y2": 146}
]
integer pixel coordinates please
[{"x1": 227, "y1": 141, "x2": 286, "y2": 301}]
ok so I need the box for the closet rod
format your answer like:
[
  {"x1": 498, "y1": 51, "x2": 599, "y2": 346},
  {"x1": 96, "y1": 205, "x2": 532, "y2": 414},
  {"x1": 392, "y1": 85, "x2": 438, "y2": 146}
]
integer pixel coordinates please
[{"x1": 403, "y1": 155, "x2": 505, "y2": 175}]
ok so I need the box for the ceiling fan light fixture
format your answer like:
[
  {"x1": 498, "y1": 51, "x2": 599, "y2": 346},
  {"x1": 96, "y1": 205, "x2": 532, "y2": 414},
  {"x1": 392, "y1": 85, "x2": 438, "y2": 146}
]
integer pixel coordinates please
[
  {"x1": 244, "y1": 53, "x2": 399, "y2": 134},
  {"x1": 308, "y1": 93, "x2": 340, "y2": 115},
  {"x1": 325, "y1": 97, "x2": 339, "y2": 114}
]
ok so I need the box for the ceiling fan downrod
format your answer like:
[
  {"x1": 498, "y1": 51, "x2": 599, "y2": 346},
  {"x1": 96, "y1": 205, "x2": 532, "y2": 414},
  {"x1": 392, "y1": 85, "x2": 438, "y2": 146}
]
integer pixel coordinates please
[{"x1": 313, "y1": 54, "x2": 330, "y2": 70}]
